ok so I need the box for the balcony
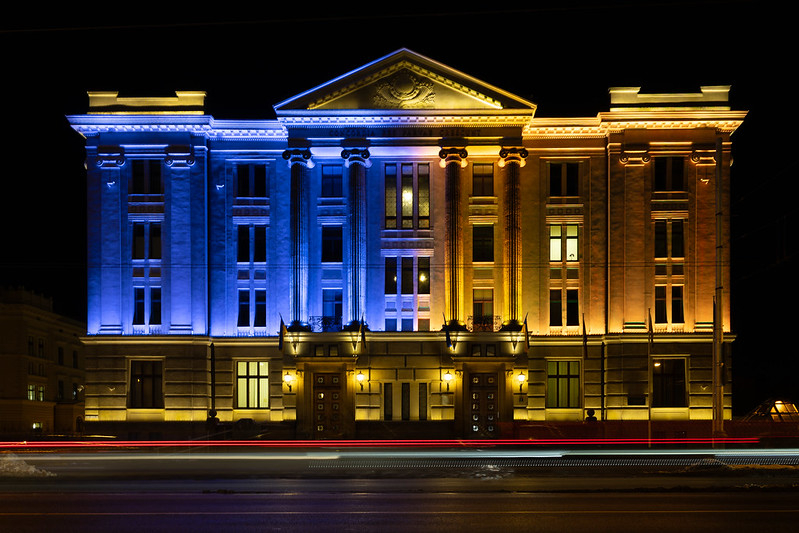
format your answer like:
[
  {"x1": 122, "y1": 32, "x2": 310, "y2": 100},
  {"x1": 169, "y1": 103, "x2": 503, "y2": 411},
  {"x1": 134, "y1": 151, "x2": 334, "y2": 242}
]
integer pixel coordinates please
[
  {"x1": 309, "y1": 316, "x2": 343, "y2": 332},
  {"x1": 466, "y1": 315, "x2": 502, "y2": 333}
]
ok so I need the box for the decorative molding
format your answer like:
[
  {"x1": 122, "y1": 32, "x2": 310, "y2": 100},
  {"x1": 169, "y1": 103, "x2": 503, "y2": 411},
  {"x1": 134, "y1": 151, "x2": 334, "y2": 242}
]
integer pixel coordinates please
[
  {"x1": 373, "y1": 70, "x2": 435, "y2": 109},
  {"x1": 308, "y1": 60, "x2": 503, "y2": 110}
]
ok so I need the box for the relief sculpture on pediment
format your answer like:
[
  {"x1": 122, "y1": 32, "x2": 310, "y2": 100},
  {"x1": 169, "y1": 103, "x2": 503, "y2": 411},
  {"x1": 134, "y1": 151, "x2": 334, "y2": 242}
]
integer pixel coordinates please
[{"x1": 373, "y1": 69, "x2": 435, "y2": 109}]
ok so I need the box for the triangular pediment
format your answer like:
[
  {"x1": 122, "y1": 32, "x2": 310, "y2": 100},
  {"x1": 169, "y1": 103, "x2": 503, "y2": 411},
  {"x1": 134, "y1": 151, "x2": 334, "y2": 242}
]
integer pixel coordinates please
[{"x1": 275, "y1": 49, "x2": 536, "y2": 114}]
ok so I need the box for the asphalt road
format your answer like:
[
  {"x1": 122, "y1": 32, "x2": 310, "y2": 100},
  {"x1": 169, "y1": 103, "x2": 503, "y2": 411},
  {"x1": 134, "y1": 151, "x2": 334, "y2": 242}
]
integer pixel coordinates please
[{"x1": 2, "y1": 447, "x2": 799, "y2": 532}]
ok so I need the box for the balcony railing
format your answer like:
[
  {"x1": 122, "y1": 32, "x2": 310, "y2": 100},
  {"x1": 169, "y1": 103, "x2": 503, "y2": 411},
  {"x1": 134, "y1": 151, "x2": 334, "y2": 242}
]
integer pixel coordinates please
[
  {"x1": 308, "y1": 316, "x2": 343, "y2": 332},
  {"x1": 466, "y1": 315, "x2": 502, "y2": 332}
]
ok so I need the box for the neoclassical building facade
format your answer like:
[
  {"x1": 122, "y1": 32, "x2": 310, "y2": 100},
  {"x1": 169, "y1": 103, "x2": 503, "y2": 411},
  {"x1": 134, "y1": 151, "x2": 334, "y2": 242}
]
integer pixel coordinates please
[{"x1": 69, "y1": 49, "x2": 745, "y2": 439}]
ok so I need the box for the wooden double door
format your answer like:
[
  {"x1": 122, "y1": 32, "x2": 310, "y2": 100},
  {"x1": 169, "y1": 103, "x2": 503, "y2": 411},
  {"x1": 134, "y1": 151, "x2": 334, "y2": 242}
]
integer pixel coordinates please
[
  {"x1": 468, "y1": 372, "x2": 500, "y2": 437},
  {"x1": 313, "y1": 372, "x2": 344, "y2": 439}
]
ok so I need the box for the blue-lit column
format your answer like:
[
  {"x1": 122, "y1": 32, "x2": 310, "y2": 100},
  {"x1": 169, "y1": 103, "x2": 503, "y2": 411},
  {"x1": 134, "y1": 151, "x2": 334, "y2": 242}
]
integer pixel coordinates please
[
  {"x1": 283, "y1": 149, "x2": 313, "y2": 328},
  {"x1": 93, "y1": 148, "x2": 125, "y2": 334},
  {"x1": 499, "y1": 147, "x2": 528, "y2": 327},
  {"x1": 440, "y1": 148, "x2": 468, "y2": 328},
  {"x1": 342, "y1": 148, "x2": 370, "y2": 328}
]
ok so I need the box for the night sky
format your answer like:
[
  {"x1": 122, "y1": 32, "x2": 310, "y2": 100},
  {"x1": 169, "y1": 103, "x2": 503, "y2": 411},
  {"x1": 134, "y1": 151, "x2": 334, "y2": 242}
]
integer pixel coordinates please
[{"x1": 1, "y1": 2, "x2": 790, "y2": 414}]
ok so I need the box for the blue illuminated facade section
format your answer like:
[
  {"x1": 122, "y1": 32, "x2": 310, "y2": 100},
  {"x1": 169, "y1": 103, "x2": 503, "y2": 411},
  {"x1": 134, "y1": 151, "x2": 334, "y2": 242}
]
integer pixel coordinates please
[{"x1": 73, "y1": 115, "x2": 392, "y2": 338}]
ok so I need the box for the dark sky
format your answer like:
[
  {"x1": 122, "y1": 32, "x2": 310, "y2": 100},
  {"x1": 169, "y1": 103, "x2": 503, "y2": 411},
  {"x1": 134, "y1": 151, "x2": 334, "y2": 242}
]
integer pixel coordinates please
[{"x1": 1, "y1": 2, "x2": 790, "y2": 414}]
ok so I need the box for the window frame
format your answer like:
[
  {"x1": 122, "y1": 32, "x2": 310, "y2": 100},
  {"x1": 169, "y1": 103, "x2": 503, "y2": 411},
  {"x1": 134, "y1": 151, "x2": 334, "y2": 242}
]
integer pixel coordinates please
[
  {"x1": 546, "y1": 360, "x2": 581, "y2": 408},
  {"x1": 235, "y1": 360, "x2": 270, "y2": 409}
]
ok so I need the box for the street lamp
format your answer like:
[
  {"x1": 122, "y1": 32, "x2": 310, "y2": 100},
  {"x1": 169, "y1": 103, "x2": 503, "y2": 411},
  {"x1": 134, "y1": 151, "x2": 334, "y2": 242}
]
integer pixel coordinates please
[{"x1": 356, "y1": 370, "x2": 366, "y2": 391}]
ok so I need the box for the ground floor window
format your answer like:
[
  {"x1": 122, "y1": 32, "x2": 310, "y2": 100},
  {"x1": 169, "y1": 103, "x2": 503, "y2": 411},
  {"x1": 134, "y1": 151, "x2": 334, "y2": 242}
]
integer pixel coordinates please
[
  {"x1": 652, "y1": 358, "x2": 687, "y2": 407},
  {"x1": 236, "y1": 361, "x2": 269, "y2": 408},
  {"x1": 129, "y1": 360, "x2": 163, "y2": 408},
  {"x1": 546, "y1": 360, "x2": 580, "y2": 408}
]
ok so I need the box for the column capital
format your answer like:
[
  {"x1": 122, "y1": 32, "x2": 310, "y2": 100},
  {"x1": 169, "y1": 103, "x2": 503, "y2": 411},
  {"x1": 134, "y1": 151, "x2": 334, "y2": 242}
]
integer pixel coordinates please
[
  {"x1": 165, "y1": 146, "x2": 195, "y2": 168},
  {"x1": 498, "y1": 147, "x2": 529, "y2": 168},
  {"x1": 341, "y1": 148, "x2": 372, "y2": 168},
  {"x1": 282, "y1": 148, "x2": 315, "y2": 168},
  {"x1": 96, "y1": 147, "x2": 125, "y2": 168},
  {"x1": 438, "y1": 147, "x2": 468, "y2": 168}
]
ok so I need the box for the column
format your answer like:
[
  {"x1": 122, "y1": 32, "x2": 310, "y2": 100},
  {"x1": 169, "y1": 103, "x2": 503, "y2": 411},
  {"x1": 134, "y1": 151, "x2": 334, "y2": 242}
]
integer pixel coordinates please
[
  {"x1": 282, "y1": 148, "x2": 313, "y2": 328},
  {"x1": 499, "y1": 147, "x2": 528, "y2": 327},
  {"x1": 439, "y1": 147, "x2": 468, "y2": 328},
  {"x1": 342, "y1": 147, "x2": 371, "y2": 328}
]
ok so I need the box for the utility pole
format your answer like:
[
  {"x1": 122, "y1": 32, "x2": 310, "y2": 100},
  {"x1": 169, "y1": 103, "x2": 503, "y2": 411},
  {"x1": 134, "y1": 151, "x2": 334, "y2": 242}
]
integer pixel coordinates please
[{"x1": 713, "y1": 136, "x2": 725, "y2": 437}]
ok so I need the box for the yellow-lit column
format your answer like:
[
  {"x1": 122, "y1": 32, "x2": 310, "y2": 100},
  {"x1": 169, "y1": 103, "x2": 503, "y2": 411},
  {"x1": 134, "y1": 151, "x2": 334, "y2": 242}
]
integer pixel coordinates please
[
  {"x1": 499, "y1": 147, "x2": 528, "y2": 327},
  {"x1": 440, "y1": 147, "x2": 468, "y2": 328}
]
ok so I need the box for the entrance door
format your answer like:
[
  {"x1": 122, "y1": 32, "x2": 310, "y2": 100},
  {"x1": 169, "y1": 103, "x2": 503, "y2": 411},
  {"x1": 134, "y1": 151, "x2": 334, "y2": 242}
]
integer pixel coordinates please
[
  {"x1": 313, "y1": 372, "x2": 344, "y2": 439},
  {"x1": 468, "y1": 372, "x2": 499, "y2": 437}
]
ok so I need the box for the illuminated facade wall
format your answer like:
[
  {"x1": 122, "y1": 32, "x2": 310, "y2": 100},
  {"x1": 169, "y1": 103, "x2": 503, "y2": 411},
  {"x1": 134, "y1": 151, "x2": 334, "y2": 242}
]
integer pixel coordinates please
[
  {"x1": 0, "y1": 288, "x2": 85, "y2": 435},
  {"x1": 69, "y1": 50, "x2": 745, "y2": 438}
]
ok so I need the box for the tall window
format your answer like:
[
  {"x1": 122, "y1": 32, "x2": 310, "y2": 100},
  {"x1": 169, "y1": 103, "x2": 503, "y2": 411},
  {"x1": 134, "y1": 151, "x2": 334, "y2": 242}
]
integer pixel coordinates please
[
  {"x1": 472, "y1": 163, "x2": 494, "y2": 196},
  {"x1": 322, "y1": 289, "x2": 343, "y2": 331},
  {"x1": 473, "y1": 225, "x2": 494, "y2": 262},
  {"x1": 321, "y1": 226, "x2": 343, "y2": 262},
  {"x1": 129, "y1": 360, "x2": 163, "y2": 408},
  {"x1": 150, "y1": 287, "x2": 161, "y2": 325},
  {"x1": 652, "y1": 358, "x2": 687, "y2": 407},
  {"x1": 132, "y1": 222, "x2": 161, "y2": 260},
  {"x1": 550, "y1": 223, "x2": 580, "y2": 328},
  {"x1": 550, "y1": 224, "x2": 579, "y2": 262},
  {"x1": 384, "y1": 163, "x2": 430, "y2": 229},
  {"x1": 133, "y1": 287, "x2": 145, "y2": 325},
  {"x1": 549, "y1": 162, "x2": 579, "y2": 197},
  {"x1": 546, "y1": 360, "x2": 580, "y2": 408},
  {"x1": 130, "y1": 160, "x2": 162, "y2": 195},
  {"x1": 237, "y1": 289, "x2": 266, "y2": 328},
  {"x1": 237, "y1": 163, "x2": 267, "y2": 198},
  {"x1": 654, "y1": 157, "x2": 684, "y2": 191},
  {"x1": 321, "y1": 165, "x2": 343, "y2": 197},
  {"x1": 384, "y1": 255, "x2": 431, "y2": 331},
  {"x1": 472, "y1": 289, "x2": 494, "y2": 331},
  {"x1": 237, "y1": 224, "x2": 267, "y2": 263},
  {"x1": 654, "y1": 219, "x2": 685, "y2": 326},
  {"x1": 236, "y1": 361, "x2": 269, "y2": 408},
  {"x1": 385, "y1": 257, "x2": 397, "y2": 294}
]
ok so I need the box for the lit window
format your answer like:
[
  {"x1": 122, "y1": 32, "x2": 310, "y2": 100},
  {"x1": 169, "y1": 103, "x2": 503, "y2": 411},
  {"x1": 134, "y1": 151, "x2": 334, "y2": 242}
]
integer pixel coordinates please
[
  {"x1": 546, "y1": 360, "x2": 580, "y2": 408},
  {"x1": 384, "y1": 255, "x2": 431, "y2": 331},
  {"x1": 384, "y1": 163, "x2": 430, "y2": 229},
  {"x1": 654, "y1": 218, "x2": 686, "y2": 326},
  {"x1": 236, "y1": 361, "x2": 269, "y2": 408}
]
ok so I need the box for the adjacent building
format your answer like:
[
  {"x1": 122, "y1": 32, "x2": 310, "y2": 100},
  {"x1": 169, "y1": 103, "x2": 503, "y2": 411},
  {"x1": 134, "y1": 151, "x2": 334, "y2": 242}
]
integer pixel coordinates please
[
  {"x1": 68, "y1": 49, "x2": 745, "y2": 439},
  {"x1": 0, "y1": 288, "x2": 85, "y2": 436}
]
